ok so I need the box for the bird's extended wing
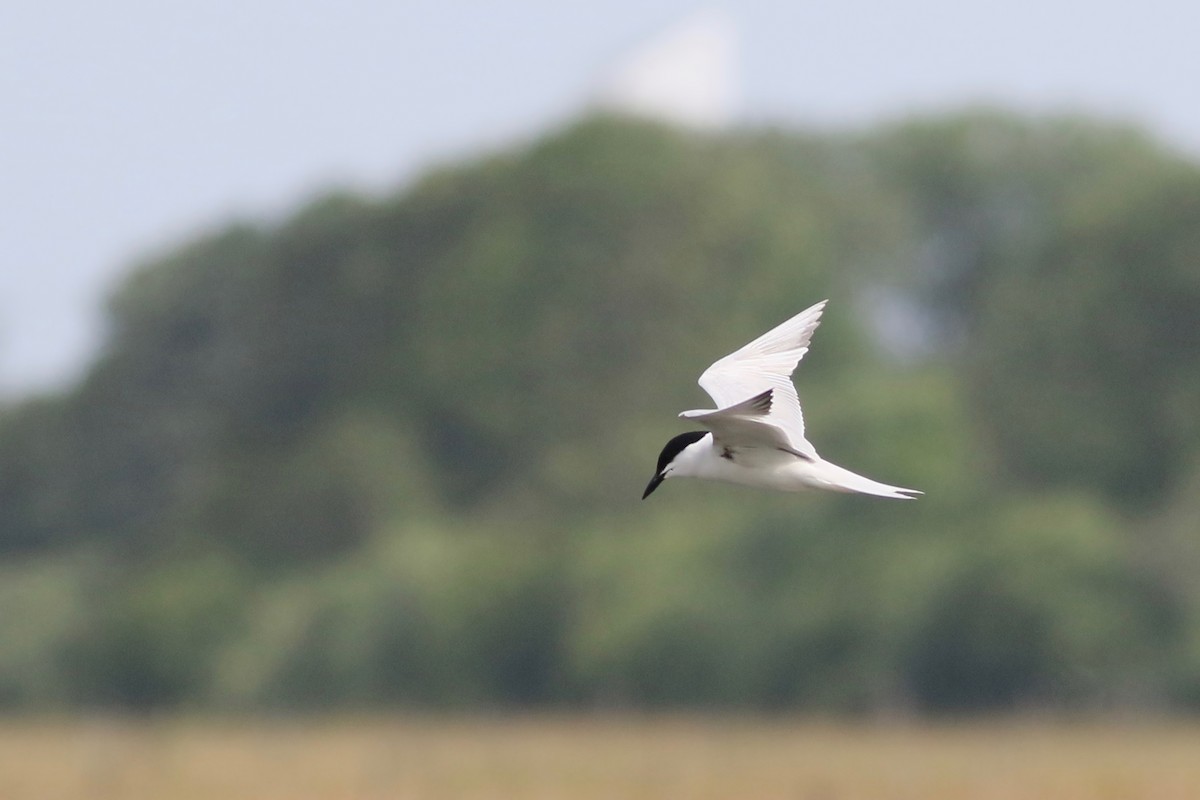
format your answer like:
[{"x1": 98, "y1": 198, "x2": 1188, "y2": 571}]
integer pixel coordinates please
[
  {"x1": 680, "y1": 389, "x2": 811, "y2": 459},
  {"x1": 694, "y1": 299, "x2": 827, "y2": 458}
]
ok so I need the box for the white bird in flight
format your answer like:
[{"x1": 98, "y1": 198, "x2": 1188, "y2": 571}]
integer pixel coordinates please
[{"x1": 642, "y1": 299, "x2": 922, "y2": 500}]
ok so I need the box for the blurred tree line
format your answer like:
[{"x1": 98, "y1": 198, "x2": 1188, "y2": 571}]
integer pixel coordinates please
[{"x1": 1, "y1": 112, "x2": 1199, "y2": 714}]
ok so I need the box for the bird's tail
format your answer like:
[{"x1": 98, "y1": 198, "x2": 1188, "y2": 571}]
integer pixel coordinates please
[{"x1": 808, "y1": 459, "x2": 922, "y2": 500}]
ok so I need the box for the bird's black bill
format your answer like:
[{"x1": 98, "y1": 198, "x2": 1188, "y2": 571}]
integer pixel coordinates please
[{"x1": 642, "y1": 473, "x2": 664, "y2": 499}]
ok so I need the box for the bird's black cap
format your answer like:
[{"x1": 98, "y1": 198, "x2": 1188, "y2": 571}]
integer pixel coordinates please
[{"x1": 642, "y1": 430, "x2": 707, "y2": 499}]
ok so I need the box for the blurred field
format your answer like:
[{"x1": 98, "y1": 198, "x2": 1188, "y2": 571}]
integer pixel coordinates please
[{"x1": 1, "y1": 716, "x2": 1198, "y2": 800}]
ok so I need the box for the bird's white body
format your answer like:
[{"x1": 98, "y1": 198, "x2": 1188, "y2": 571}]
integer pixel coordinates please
[
  {"x1": 644, "y1": 299, "x2": 921, "y2": 500},
  {"x1": 668, "y1": 432, "x2": 917, "y2": 498}
]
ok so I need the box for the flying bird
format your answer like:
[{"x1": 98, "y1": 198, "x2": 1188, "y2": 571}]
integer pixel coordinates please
[{"x1": 642, "y1": 300, "x2": 922, "y2": 500}]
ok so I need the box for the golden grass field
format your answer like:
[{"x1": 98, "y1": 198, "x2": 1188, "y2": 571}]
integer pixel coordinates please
[{"x1": 1, "y1": 716, "x2": 1198, "y2": 800}]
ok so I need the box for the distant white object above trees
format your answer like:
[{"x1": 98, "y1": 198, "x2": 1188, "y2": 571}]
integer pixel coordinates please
[{"x1": 593, "y1": 8, "x2": 739, "y2": 129}]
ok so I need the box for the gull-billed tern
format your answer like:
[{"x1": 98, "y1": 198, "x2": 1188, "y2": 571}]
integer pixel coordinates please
[{"x1": 642, "y1": 299, "x2": 922, "y2": 500}]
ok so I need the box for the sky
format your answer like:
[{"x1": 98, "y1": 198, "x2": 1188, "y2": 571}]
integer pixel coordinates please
[{"x1": 4, "y1": 0, "x2": 1200, "y2": 396}]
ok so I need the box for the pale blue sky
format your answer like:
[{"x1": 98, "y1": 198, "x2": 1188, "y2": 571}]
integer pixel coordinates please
[{"x1": 3, "y1": 1, "x2": 1199, "y2": 394}]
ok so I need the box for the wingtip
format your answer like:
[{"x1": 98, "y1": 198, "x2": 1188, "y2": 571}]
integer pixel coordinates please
[{"x1": 802, "y1": 298, "x2": 829, "y2": 321}]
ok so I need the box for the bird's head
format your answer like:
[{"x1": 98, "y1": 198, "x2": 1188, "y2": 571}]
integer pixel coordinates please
[{"x1": 642, "y1": 430, "x2": 708, "y2": 499}]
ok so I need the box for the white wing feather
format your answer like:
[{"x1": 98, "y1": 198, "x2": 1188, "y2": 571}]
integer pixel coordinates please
[
  {"x1": 693, "y1": 299, "x2": 827, "y2": 458},
  {"x1": 679, "y1": 389, "x2": 803, "y2": 456}
]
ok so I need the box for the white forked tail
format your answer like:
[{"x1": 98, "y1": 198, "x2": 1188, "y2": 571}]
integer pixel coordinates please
[{"x1": 808, "y1": 459, "x2": 922, "y2": 499}]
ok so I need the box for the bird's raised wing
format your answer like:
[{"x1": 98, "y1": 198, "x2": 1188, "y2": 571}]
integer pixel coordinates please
[{"x1": 694, "y1": 299, "x2": 827, "y2": 458}]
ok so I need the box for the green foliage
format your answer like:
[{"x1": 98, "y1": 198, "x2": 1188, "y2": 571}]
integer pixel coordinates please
[
  {"x1": 61, "y1": 554, "x2": 249, "y2": 708},
  {"x1": 210, "y1": 523, "x2": 570, "y2": 709},
  {"x1": 969, "y1": 167, "x2": 1200, "y2": 506},
  {"x1": 867, "y1": 111, "x2": 1200, "y2": 507},
  {"x1": 1, "y1": 111, "x2": 1199, "y2": 713},
  {"x1": 902, "y1": 494, "x2": 1181, "y2": 710},
  {"x1": 0, "y1": 553, "x2": 96, "y2": 707}
]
